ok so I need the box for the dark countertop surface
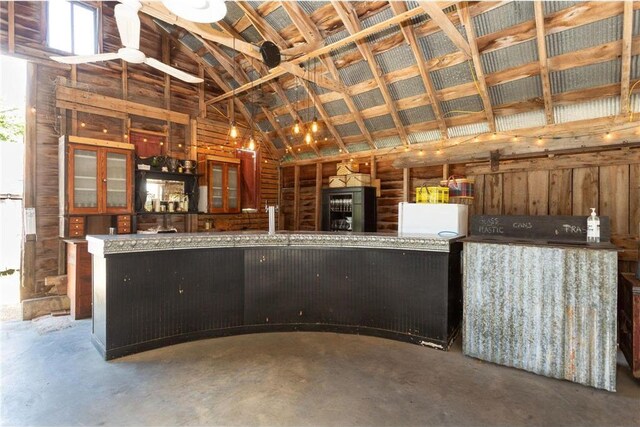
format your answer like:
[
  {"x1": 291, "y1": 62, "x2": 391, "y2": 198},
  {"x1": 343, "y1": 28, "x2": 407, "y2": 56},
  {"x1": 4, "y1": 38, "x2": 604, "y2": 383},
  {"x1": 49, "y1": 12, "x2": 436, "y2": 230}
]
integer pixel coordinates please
[{"x1": 462, "y1": 235, "x2": 618, "y2": 250}]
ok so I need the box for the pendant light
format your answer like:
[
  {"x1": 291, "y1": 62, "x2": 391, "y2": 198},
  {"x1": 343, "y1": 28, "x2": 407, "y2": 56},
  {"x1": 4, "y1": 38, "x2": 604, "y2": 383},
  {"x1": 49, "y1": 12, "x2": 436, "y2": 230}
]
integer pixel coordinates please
[
  {"x1": 229, "y1": 122, "x2": 238, "y2": 139},
  {"x1": 293, "y1": 78, "x2": 301, "y2": 135},
  {"x1": 305, "y1": 131, "x2": 312, "y2": 144}
]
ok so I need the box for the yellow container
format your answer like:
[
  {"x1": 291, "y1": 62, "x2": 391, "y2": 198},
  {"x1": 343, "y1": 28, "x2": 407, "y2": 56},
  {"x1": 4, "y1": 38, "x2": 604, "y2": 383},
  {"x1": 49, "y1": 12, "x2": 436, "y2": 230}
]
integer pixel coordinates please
[{"x1": 416, "y1": 186, "x2": 449, "y2": 204}]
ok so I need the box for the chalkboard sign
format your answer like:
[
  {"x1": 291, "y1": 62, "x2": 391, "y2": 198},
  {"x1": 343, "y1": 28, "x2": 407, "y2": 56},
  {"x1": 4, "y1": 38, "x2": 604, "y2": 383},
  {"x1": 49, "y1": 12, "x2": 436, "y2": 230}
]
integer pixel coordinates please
[{"x1": 470, "y1": 215, "x2": 611, "y2": 243}]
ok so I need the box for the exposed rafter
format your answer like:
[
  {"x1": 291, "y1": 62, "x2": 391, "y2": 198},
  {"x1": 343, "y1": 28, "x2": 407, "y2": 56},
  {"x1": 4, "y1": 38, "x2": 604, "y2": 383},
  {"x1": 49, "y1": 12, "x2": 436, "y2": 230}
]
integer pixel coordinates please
[
  {"x1": 621, "y1": 0, "x2": 634, "y2": 116},
  {"x1": 390, "y1": 1, "x2": 448, "y2": 137},
  {"x1": 235, "y1": 1, "x2": 288, "y2": 49},
  {"x1": 533, "y1": 0, "x2": 554, "y2": 125},
  {"x1": 418, "y1": 1, "x2": 472, "y2": 59},
  {"x1": 149, "y1": 18, "x2": 283, "y2": 159},
  {"x1": 331, "y1": 0, "x2": 409, "y2": 146},
  {"x1": 457, "y1": 2, "x2": 496, "y2": 132},
  {"x1": 279, "y1": 0, "x2": 376, "y2": 150}
]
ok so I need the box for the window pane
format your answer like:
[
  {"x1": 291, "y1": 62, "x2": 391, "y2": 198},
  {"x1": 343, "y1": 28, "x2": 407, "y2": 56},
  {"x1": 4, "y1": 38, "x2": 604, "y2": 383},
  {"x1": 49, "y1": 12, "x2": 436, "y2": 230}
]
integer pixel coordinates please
[
  {"x1": 73, "y1": 4, "x2": 96, "y2": 55},
  {"x1": 48, "y1": 0, "x2": 72, "y2": 52},
  {"x1": 73, "y1": 149, "x2": 97, "y2": 208}
]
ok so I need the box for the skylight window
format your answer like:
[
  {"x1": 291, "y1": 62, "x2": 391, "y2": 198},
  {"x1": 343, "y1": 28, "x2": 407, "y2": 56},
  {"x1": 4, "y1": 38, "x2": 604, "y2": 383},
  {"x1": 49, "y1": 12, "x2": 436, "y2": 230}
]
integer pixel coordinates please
[{"x1": 47, "y1": 1, "x2": 98, "y2": 55}]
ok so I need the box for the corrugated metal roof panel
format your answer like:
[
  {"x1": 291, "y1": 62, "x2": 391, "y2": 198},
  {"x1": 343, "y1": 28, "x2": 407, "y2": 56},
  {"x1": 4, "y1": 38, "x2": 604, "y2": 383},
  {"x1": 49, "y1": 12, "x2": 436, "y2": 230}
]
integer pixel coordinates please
[
  {"x1": 546, "y1": 15, "x2": 623, "y2": 58},
  {"x1": 346, "y1": 142, "x2": 371, "y2": 152},
  {"x1": 179, "y1": 33, "x2": 203, "y2": 51},
  {"x1": 489, "y1": 75, "x2": 543, "y2": 106},
  {"x1": 320, "y1": 146, "x2": 340, "y2": 156},
  {"x1": 219, "y1": 45, "x2": 237, "y2": 59},
  {"x1": 463, "y1": 243, "x2": 617, "y2": 392},
  {"x1": 364, "y1": 114, "x2": 396, "y2": 133},
  {"x1": 352, "y1": 88, "x2": 386, "y2": 110},
  {"x1": 270, "y1": 94, "x2": 283, "y2": 108},
  {"x1": 263, "y1": 6, "x2": 293, "y2": 32},
  {"x1": 153, "y1": 19, "x2": 175, "y2": 34},
  {"x1": 326, "y1": 29, "x2": 350, "y2": 45},
  {"x1": 322, "y1": 99, "x2": 351, "y2": 117},
  {"x1": 543, "y1": 1, "x2": 582, "y2": 16},
  {"x1": 375, "y1": 45, "x2": 417, "y2": 74},
  {"x1": 496, "y1": 110, "x2": 547, "y2": 131},
  {"x1": 631, "y1": 55, "x2": 640, "y2": 79},
  {"x1": 222, "y1": 1, "x2": 244, "y2": 25},
  {"x1": 417, "y1": 29, "x2": 458, "y2": 60},
  {"x1": 473, "y1": 2, "x2": 534, "y2": 38},
  {"x1": 299, "y1": 1, "x2": 328, "y2": 15},
  {"x1": 246, "y1": 69, "x2": 260, "y2": 81},
  {"x1": 338, "y1": 60, "x2": 374, "y2": 86},
  {"x1": 634, "y1": 9, "x2": 640, "y2": 36},
  {"x1": 363, "y1": 8, "x2": 399, "y2": 44},
  {"x1": 298, "y1": 151, "x2": 319, "y2": 160},
  {"x1": 554, "y1": 96, "x2": 620, "y2": 123},
  {"x1": 276, "y1": 114, "x2": 294, "y2": 128},
  {"x1": 408, "y1": 130, "x2": 441, "y2": 144},
  {"x1": 375, "y1": 136, "x2": 403, "y2": 148},
  {"x1": 388, "y1": 76, "x2": 426, "y2": 101},
  {"x1": 240, "y1": 26, "x2": 262, "y2": 43},
  {"x1": 308, "y1": 81, "x2": 331, "y2": 96},
  {"x1": 550, "y1": 60, "x2": 621, "y2": 94},
  {"x1": 202, "y1": 53, "x2": 219, "y2": 67},
  {"x1": 399, "y1": 104, "x2": 436, "y2": 126},
  {"x1": 331, "y1": 42, "x2": 358, "y2": 59},
  {"x1": 481, "y1": 39, "x2": 538, "y2": 74},
  {"x1": 335, "y1": 122, "x2": 362, "y2": 137},
  {"x1": 284, "y1": 85, "x2": 303, "y2": 103},
  {"x1": 257, "y1": 119, "x2": 274, "y2": 133},
  {"x1": 430, "y1": 61, "x2": 474, "y2": 90},
  {"x1": 447, "y1": 122, "x2": 490, "y2": 138},
  {"x1": 441, "y1": 95, "x2": 484, "y2": 118},
  {"x1": 297, "y1": 106, "x2": 316, "y2": 123},
  {"x1": 209, "y1": 22, "x2": 221, "y2": 31},
  {"x1": 272, "y1": 136, "x2": 284, "y2": 150},
  {"x1": 631, "y1": 93, "x2": 640, "y2": 112}
]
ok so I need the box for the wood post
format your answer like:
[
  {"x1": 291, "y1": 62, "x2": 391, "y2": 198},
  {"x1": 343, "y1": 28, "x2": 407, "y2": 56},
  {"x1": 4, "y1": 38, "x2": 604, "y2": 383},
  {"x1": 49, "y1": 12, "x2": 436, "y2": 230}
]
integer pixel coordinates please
[
  {"x1": 71, "y1": 65, "x2": 78, "y2": 135},
  {"x1": 315, "y1": 162, "x2": 323, "y2": 231},
  {"x1": 22, "y1": 62, "x2": 38, "y2": 300},
  {"x1": 403, "y1": 168, "x2": 410, "y2": 203},
  {"x1": 293, "y1": 165, "x2": 300, "y2": 230}
]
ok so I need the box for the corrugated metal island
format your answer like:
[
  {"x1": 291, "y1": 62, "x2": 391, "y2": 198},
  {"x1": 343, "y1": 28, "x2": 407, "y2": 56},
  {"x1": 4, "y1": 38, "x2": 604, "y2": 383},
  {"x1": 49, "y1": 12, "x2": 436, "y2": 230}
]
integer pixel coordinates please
[
  {"x1": 462, "y1": 216, "x2": 618, "y2": 392},
  {"x1": 87, "y1": 232, "x2": 463, "y2": 360}
]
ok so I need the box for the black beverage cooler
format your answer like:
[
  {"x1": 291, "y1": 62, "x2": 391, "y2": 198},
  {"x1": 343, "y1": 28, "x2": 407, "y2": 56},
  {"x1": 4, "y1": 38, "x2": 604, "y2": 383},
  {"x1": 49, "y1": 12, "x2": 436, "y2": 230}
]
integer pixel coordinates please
[{"x1": 322, "y1": 186, "x2": 377, "y2": 232}]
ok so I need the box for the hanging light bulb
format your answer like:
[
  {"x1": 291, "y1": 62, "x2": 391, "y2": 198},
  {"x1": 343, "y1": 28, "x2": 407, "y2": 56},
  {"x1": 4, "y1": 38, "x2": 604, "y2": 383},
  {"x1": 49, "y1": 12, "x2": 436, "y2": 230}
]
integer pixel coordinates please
[
  {"x1": 305, "y1": 131, "x2": 312, "y2": 144},
  {"x1": 248, "y1": 137, "x2": 256, "y2": 151},
  {"x1": 311, "y1": 117, "x2": 319, "y2": 133},
  {"x1": 229, "y1": 122, "x2": 238, "y2": 139},
  {"x1": 293, "y1": 121, "x2": 301, "y2": 134}
]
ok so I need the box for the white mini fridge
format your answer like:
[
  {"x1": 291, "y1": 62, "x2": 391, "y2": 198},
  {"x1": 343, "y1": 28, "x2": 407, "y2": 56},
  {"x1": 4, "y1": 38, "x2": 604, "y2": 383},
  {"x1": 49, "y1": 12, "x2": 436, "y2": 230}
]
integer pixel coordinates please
[{"x1": 397, "y1": 202, "x2": 469, "y2": 236}]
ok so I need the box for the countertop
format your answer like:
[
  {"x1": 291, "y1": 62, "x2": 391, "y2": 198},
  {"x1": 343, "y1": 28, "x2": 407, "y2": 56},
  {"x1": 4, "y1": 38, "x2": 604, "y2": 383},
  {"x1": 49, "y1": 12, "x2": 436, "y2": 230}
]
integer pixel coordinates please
[
  {"x1": 462, "y1": 235, "x2": 618, "y2": 250},
  {"x1": 87, "y1": 231, "x2": 462, "y2": 255}
]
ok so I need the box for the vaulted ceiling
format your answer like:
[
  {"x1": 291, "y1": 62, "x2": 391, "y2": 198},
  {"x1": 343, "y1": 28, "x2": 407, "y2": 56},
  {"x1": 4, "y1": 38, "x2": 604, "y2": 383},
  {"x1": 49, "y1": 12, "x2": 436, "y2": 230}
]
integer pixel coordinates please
[{"x1": 141, "y1": 1, "x2": 640, "y2": 162}]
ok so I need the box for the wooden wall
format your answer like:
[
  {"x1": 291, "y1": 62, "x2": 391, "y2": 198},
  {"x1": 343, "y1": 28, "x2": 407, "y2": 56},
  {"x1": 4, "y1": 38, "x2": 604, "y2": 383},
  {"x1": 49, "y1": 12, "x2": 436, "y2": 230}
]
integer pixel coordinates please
[
  {"x1": 1, "y1": 2, "x2": 275, "y2": 299},
  {"x1": 280, "y1": 148, "x2": 639, "y2": 272}
]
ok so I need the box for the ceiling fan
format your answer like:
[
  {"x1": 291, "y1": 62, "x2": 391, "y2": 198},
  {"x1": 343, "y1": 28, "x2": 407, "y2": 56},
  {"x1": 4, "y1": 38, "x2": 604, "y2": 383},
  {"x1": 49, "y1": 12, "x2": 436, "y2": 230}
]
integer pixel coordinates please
[{"x1": 50, "y1": 0, "x2": 204, "y2": 83}]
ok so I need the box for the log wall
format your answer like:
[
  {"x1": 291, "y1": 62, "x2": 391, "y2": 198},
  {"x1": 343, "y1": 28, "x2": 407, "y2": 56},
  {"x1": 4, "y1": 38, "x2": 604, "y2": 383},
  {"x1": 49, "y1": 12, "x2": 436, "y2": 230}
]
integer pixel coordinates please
[{"x1": 1, "y1": 2, "x2": 275, "y2": 299}]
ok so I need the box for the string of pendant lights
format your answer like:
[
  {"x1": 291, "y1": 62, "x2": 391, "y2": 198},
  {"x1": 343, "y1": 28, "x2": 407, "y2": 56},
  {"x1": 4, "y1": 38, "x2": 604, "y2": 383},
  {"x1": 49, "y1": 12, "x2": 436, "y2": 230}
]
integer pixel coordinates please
[{"x1": 293, "y1": 59, "x2": 320, "y2": 146}]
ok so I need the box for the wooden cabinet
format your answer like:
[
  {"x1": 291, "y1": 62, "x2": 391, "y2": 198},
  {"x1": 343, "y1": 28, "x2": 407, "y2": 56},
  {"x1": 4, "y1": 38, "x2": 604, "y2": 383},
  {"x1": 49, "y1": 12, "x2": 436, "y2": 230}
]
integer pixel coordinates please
[
  {"x1": 66, "y1": 240, "x2": 92, "y2": 319},
  {"x1": 619, "y1": 273, "x2": 640, "y2": 379},
  {"x1": 61, "y1": 136, "x2": 134, "y2": 216},
  {"x1": 207, "y1": 157, "x2": 241, "y2": 214}
]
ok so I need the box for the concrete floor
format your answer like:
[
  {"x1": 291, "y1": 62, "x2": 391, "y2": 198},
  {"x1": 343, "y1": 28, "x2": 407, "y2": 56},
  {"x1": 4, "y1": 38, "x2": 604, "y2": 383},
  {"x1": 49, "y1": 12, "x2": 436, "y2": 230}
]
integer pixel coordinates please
[{"x1": 1, "y1": 318, "x2": 639, "y2": 426}]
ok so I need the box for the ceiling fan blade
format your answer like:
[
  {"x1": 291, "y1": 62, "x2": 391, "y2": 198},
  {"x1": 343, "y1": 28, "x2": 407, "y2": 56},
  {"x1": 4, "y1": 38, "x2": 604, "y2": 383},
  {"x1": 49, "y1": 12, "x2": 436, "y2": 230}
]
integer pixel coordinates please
[
  {"x1": 50, "y1": 52, "x2": 121, "y2": 64},
  {"x1": 144, "y1": 57, "x2": 204, "y2": 84},
  {"x1": 115, "y1": 2, "x2": 141, "y2": 50}
]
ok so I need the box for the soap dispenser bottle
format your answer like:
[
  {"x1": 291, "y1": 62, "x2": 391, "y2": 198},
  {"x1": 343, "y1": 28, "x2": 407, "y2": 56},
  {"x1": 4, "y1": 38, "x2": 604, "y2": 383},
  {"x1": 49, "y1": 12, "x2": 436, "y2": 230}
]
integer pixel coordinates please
[{"x1": 587, "y1": 208, "x2": 600, "y2": 243}]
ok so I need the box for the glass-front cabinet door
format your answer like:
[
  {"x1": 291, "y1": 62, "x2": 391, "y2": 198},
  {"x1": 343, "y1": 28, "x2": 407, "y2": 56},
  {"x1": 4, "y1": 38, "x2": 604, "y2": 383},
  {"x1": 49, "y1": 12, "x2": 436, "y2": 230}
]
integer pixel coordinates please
[
  {"x1": 208, "y1": 159, "x2": 241, "y2": 214},
  {"x1": 69, "y1": 145, "x2": 100, "y2": 214},
  {"x1": 105, "y1": 150, "x2": 132, "y2": 213}
]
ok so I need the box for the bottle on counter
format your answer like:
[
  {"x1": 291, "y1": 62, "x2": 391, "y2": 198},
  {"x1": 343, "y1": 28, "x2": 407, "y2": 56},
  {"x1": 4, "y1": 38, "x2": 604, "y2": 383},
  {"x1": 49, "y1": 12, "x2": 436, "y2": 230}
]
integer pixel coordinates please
[{"x1": 587, "y1": 208, "x2": 600, "y2": 243}]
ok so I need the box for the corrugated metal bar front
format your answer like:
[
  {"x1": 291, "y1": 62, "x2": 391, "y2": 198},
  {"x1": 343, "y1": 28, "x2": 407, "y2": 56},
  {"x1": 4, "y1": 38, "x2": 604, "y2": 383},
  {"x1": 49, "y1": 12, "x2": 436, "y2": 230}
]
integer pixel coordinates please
[{"x1": 463, "y1": 242, "x2": 618, "y2": 391}]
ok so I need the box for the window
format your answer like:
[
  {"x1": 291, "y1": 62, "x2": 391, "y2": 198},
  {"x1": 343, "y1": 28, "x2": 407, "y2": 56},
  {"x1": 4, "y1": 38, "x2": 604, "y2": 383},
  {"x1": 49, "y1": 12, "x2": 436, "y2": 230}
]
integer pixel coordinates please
[{"x1": 47, "y1": 1, "x2": 98, "y2": 55}]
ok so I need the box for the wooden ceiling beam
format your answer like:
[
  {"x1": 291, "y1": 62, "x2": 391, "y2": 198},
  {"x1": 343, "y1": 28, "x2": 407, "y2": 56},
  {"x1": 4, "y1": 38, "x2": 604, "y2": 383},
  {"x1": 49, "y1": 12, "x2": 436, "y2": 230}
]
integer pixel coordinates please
[
  {"x1": 418, "y1": 0, "x2": 472, "y2": 59},
  {"x1": 533, "y1": 0, "x2": 554, "y2": 125},
  {"x1": 621, "y1": 0, "x2": 634, "y2": 116},
  {"x1": 235, "y1": 1, "x2": 289, "y2": 49},
  {"x1": 390, "y1": 1, "x2": 447, "y2": 137},
  {"x1": 279, "y1": 0, "x2": 376, "y2": 150},
  {"x1": 458, "y1": 2, "x2": 496, "y2": 133},
  {"x1": 331, "y1": 0, "x2": 410, "y2": 146}
]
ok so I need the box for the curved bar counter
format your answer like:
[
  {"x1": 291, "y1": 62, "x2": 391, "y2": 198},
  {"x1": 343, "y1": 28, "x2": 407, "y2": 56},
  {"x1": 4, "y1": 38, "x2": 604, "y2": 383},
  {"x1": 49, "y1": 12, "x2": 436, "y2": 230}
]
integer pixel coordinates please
[{"x1": 87, "y1": 232, "x2": 462, "y2": 360}]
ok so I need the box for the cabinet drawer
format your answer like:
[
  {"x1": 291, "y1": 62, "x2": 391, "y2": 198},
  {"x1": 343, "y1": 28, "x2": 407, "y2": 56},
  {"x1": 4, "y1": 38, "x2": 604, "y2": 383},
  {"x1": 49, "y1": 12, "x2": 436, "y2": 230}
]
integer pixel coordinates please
[
  {"x1": 117, "y1": 223, "x2": 131, "y2": 234},
  {"x1": 69, "y1": 216, "x2": 85, "y2": 224},
  {"x1": 70, "y1": 228, "x2": 85, "y2": 237},
  {"x1": 116, "y1": 215, "x2": 131, "y2": 224}
]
